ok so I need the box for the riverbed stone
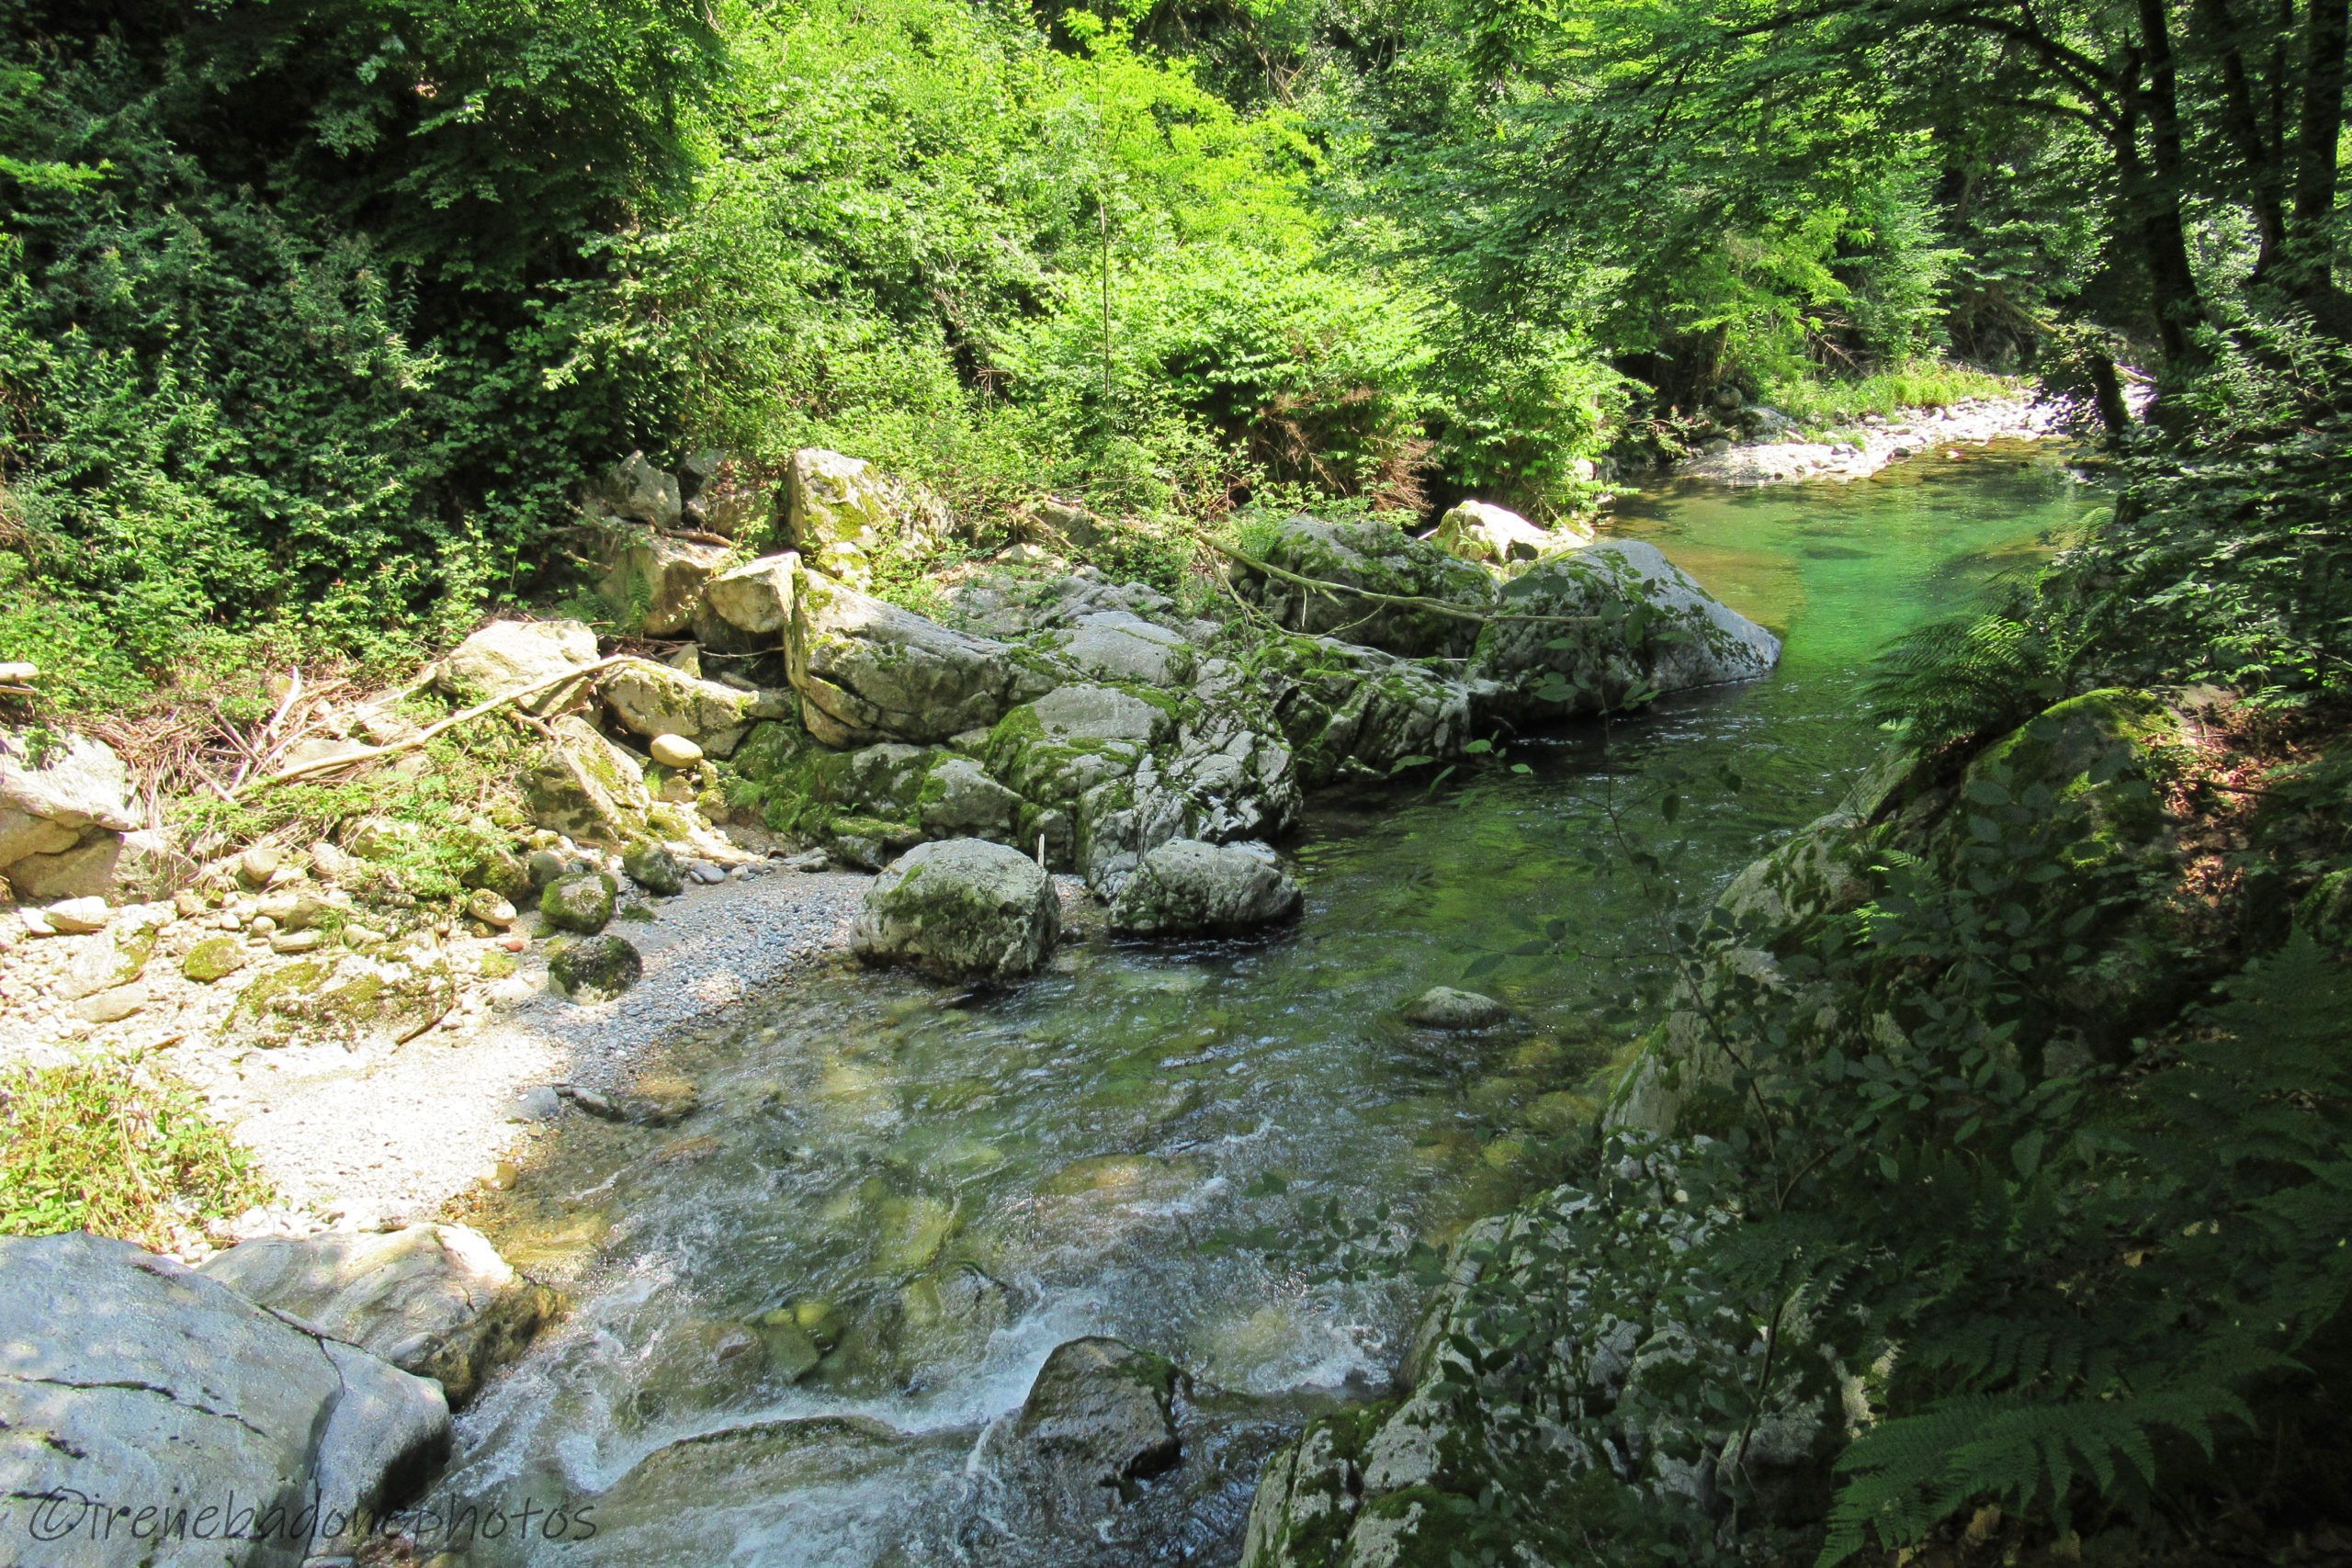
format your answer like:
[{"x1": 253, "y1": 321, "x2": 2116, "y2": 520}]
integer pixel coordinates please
[
  {"x1": 436, "y1": 617, "x2": 600, "y2": 716},
  {"x1": 1109, "y1": 839, "x2": 1302, "y2": 937},
  {"x1": 1001, "y1": 1337, "x2": 1183, "y2": 1525},
  {"x1": 182, "y1": 933, "x2": 249, "y2": 982},
  {"x1": 786, "y1": 448, "x2": 953, "y2": 588},
  {"x1": 549, "y1": 932, "x2": 642, "y2": 1002},
  {"x1": 1, "y1": 727, "x2": 140, "y2": 900},
  {"x1": 601, "y1": 657, "x2": 759, "y2": 756},
  {"x1": 700, "y1": 551, "x2": 800, "y2": 637},
  {"x1": 852, "y1": 837, "x2": 1058, "y2": 980},
  {"x1": 524, "y1": 715, "x2": 654, "y2": 847},
  {"x1": 650, "y1": 732, "x2": 704, "y2": 768},
  {"x1": 541, "y1": 870, "x2": 617, "y2": 933},
  {"x1": 623, "y1": 840, "x2": 686, "y2": 897},
  {"x1": 1402, "y1": 985, "x2": 1510, "y2": 1029},
  {"x1": 0, "y1": 1231, "x2": 450, "y2": 1565},
  {"x1": 199, "y1": 1224, "x2": 560, "y2": 1410},
  {"x1": 593, "y1": 521, "x2": 727, "y2": 637}
]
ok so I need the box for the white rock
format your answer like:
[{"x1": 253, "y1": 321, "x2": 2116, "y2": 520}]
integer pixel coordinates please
[
  {"x1": 650, "y1": 732, "x2": 705, "y2": 768},
  {"x1": 43, "y1": 896, "x2": 109, "y2": 933}
]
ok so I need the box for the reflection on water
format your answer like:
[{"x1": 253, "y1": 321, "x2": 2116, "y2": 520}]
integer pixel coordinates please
[{"x1": 438, "y1": 446, "x2": 2104, "y2": 1565}]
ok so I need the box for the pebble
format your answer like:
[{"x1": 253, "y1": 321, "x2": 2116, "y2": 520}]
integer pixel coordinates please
[
  {"x1": 46, "y1": 897, "x2": 111, "y2": 933},
  {"x1": 250, "y1": 914, "x2": 277, "y2": 937},
  {"x1": 17, "y1": 908, "x2": 58, "y2": 937},
  {"x1": 509, "y1": 1085, "x2": 563, "y2": 1122},
  {"x1": 238, "y1": 845, "x2": 282, "y2": 887},
  {"x1": 650, "y1": 733, "x2": 703, "y2": 768},
  {"x1": 270, "y1": 929, "x2": 325, "y2": 954},
  {"x1": 689, "y1": 860, "x2": 727, "y2": 885}
]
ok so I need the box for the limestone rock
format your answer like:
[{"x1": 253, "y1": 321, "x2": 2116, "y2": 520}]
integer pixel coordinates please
[
  {"x1": 1046, "y1": 611, "x2": 1196, "y2": 687},
  {"x1": 525, "y1": 715, "x2": 653, "y2": 847},
  {"x1": 1109, "y1": 839, "x2": 1302, "y2": 937},
  {"x1": 918, "y1": 756, "x2": 1023, "y2": 841},
  {"x1": 200, "y1": 1224, "x2": 559, "y2": 1411},
  {"x1": 600, "y1": 657, "x2": 758, "y2": 756},
  {"x1": 623, "y1": 840, "x2": 686, "y2": 897},
  {"x1": 785, "y1": 448, "x2": 952, "y2": 587},
  {"x1": 0, "y1": 1231, "x2": 450, "y2": 1565},
  {"x1": 1001, "y1": 1337, "x2": 1183, "y2": 1526},
  {"x1": 1248, "y1": 515, "x2": 1496, "y2": 657},
  {"x1": 700, "y1": 551, "x2": 800, "y2": 638},
  {"x1": 597, "y1": 451, "x2": 684, "y2": 529},
  {"x1": 1402, "y1": 985, "x2": 1510, "y2": 1030},
  {"x1": 650, "y1": 733, "x2": 704, "y2": 768},
  {"x1": 593, "y1": 521, "x2": 728, "y2": 637},
  {"x1": 1, "y1": 728, "x2": 138, "y2": 899},
  {"x1": 788, "y1": 568, "x2": 1054, "y2": 747},
  {"x1": 436, "y1": 618, "x2": 599, "y2": 716},
  {"x1": 1429, "y1": 498, "x2": 1587, "y2": 566},
  {"x1": 852, "y1": 837, "x2": 1059, "y2": 980},
  {"x1": 182, "y1": 934, "x2": 248, "y2": 982},
  {"x1": 1473, "y1": 540, "x2": 1781, "y2": 718},
  {"x1": 550, "y1": 932, "x2": 642, "y2": 1002},
  {"x1": 1260, "y1": 634, "x2": 1482, "y2": 787}
]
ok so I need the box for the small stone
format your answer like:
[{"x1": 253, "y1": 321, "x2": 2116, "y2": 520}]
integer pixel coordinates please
[
  {"x1": 237, "y1": 845, "x2": 282, "y2": 887},
  {"x1": 548, "y1": 932, "x2": 641, "y2": 1002},
  {"x1": 1401, "y1": 986, "x2": 1510, "y2": 1030},
  {"x1": 499, "y1": 933, "x2": 526, "y2": 953},
  {"x1": 491, "y1": 1160, "x2": 520, "y2": 1190},
  {"x1": 74, "y1": 984, "x2": 147, "y2": 1024},
  {"x1": 249, "y1": 914, "x2": 277, "y2": 938},
  {"x1": 622, "y1": 841, "x2": 686, "y2": 897},
  {"x1": 173, "y1": 889, "x2": 208, "y2": 920},
  {"x1": 180, "y1": 936, "x2": 248, "y2": 983},
  {"x1": 688, "y1": 860, "x2": 726, "y2": 886},
  {"x1": 649, "y1": 733, "x2": 703, "y2": 769},
  {"x1": 465, "y1": 889, "x2": 518, "y2": 928},
  {"x1": 271, "y1": 929, "x2": 326, "y2": 954},
  {"x1": 525, "y1": 849, "x2": 571, "y2": 890},
  {"x1": 17, "y1": 908, "x2": 57, "y2": 937},
  {"x1": 342, "y1": 924, "x2": 388, "y2": 948},
  {"x1": 509, "y1": 1086, "x2": 562, "y2": 1122},
  {"x1": 781, "y1": 850, "x2": 829, "y2": 873},
  {"x1": 45, "y1": 897, "x2": 111, "y2": 934}
]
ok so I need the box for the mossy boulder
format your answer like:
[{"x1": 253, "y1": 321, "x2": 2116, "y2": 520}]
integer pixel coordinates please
[
  {"x1": 435, "y1": 617, "x2": 598, "y2": 716},
  {"x1": 851, "y1": 837, "x2": 1059, "y2": 980},
  {"x1": 784, "y1": 448, "x2": 953, "y2": 588},
  {"x1": 622, "y1": 841, "x2": 685, "y2": 897},
  {"x1": 541, "y1": 871, "x2": 618, "y2": 934},
  {"x1": 599, "y1": 658, "x2": 759, "y2": 756},
  {"x1": 524, "y1": 715, "x2": 653, "y2": 848},
  {"x1": 1000, "y1": 1337, "x2": 1183, "y2": 1527},
  {"x1": 591, "y1": 520, "x2": 725, "y2": 637},
  {"x1": 549, "y1": 932, "x2": 642, "y2": 1002},
  {"x1": 1248, "y1": 515, "x2": 1496, "y2": 657},
  {"x1": 788, "y1": 567, "x2": 1057, "y2": 746},
  {"x1": 1108, "y1": 839, "x2": 1302, "y2": 937}
]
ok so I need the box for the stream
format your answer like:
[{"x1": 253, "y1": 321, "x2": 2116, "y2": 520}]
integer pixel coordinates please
[{"x1": 433, "y1": 445, "x2": 2105, "y2": 1566}]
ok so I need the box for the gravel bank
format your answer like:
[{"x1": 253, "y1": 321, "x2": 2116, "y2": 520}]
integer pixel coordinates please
[{"x1": 1674, "y1": 394, "x2": 2064, "y2": 486}]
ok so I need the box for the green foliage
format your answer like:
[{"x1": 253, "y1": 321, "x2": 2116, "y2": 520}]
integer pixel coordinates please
[
  {"x1": 1766, "y1": 362, "x2": 2018, "y2": 429},
  {"x1": 0, "y1": 1057, "x2": 273, "y2": 1250}
]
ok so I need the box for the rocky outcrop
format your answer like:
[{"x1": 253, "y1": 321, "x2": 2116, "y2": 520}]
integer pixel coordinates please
[
  {"x1": 198, "y1": 1224, "x2": 559, "y2": 1409},
  {"x1": 1108, "y1": 839, "x2": 1302, "y2": 937},
  {"x1": 852, "y1": 837, "x2": 1059, "y2": 979},
  {"x1": 1472, "y1": 540, "x2": 1782, "y2": 718},
  {"x1": 1, "y1": 728, "x2": 141, "y2": 901},
  {"x1": 1247, "y1": 516, "x2": 1496, "y2": 657},
  {"x1": 593, "y1": 522, "x2": 729, "y2": 637},
  {"x1": 596, "y1": 451, "x2": 684, "y2": 529},
  {"x1": 786, "y1": 447, "x2": 953, "y2": 588},
  {"x1": 599, "y1": 657, "x2": 761, "y2": 756},
  {"x1": 697, "y1": 551, "x2": 799, "y2": 641},
  {"x1": 0, "y1": 1231, "x2": 450, "y2": 1565},
  {"x1": 1258, "y1": 634, "x2": 1484, "y2": 787},
  {"x1": 436, "y1": 617, "x2": 600, "y2": 716},
  {"x1": 524, "y1": 715, "x2": 655, "y2": 848},
  {"x1": 788, "y1": 568, "x2": 1054, "y2": 747}
]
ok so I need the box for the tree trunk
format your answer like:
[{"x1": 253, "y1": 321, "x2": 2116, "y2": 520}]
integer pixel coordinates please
[
  {"x1": 2118, "y1": 21, "x2": 2211, "y2": 367},
  {"x1": 2291, "y1": 0, "x2": 2347, "y2": 288},
  {"x1": 2199, "y1": 0, "x2": 2289, "y2": 274},
  {"x1": 2086, "y1": 350, "x2": 2135, "y2": 439}
]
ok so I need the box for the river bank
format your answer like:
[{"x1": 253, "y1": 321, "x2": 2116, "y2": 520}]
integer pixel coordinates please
[{"x1": 1670, "y1": 390, "x2": 2063, "y2": 485}]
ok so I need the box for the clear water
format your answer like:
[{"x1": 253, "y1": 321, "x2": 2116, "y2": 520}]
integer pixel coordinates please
[{"x1": 433, "y1": 446, "x2": 2105, "y2": 1566}]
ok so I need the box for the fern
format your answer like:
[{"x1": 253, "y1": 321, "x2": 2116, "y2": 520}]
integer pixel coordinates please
[{"x1": 1864, "y1": 593, "x2": 2068, "y2": 750}]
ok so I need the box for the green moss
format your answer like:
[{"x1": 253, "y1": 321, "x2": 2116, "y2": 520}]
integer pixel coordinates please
[
  {"x1": 232, "y1": 958, "x2": 334, "y2": 1025},
  {"x1": 179, "y1": 936, "x2": 248, "y2": 984}
]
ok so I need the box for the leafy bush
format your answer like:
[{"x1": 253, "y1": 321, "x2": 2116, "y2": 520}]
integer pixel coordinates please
[{"x1": 0, "y1": 1057, "x2": 272, "y2": 1251}]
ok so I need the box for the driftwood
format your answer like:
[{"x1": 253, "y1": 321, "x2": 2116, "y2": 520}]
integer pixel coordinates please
[
  {"x1": 1197, "y1": 536, "x2": 1601, "y2": 627},
  {"x1": 235, "y1": 655, "x2": 626, "y2": 795}
]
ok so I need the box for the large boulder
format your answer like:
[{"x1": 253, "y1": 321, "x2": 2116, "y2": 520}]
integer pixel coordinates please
[
  {"x1": 1, "y1": 728, "x2": 140, "y2": 901},
  {"x1": 435, "y1": 618, "x2": 600, "y2": 716},
  {"x1": 681, "y1": 453, "x2": 781, "y2": 538},
  {"x1": 998, "y1": 1337, "x2": 1183, "y2": 1528},
  {"x1": 1428, "y1": 498, "x2": 1589, "y2": 567},
  {"x1": 1257, "y1": 634, "x2": 1483, "y2": 787},
  {"x1": 593, "y1": 521, "x2": 729, "y2": 637},
  {"x1": 1109, "y1": 840, "x2": 1302, "y2": 937},
  {"x1": 0, "y1": 1231, "x2": 450, "y2": 1565},
  {"x1": 524, "y1": 714, "x2": 654, "y2": 847},
  {"x1": 1472, "y1": 540, "x2": 1781, "y2": 717},
  {"x1": 788, "y1": 568, "x2": 1054, "y2": 747},
  {"x1": 1247, "y1": 515, "x2": 1496, "y2": 658},
  {"x1": 785, "y1": 448, "x2": 953, "y2": 588},
  {"x1": 595, "y1": 451, "x2": 684, "y2": 529},
  {"x1": 1042, "y1": 611, "x2": 1198, "y2": 687},
  {"x1": 198, "y1": 1224, "x2": 559, "y2": 1410},
  {"x1": 852, "y1": 837, "x2": 1059, "y2": 980},
  {"x1": 599, "y1": 657, "x2": 759, "y2": 756},
  {"x1": 697, "y1": 551, "x2": 799, "y2": 640}
]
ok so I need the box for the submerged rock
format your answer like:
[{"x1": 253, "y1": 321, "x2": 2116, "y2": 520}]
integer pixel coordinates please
[
  {"x1": 550, "y1": 932, "x2": 642, "y2": 1002},
  {"x1": 0, "y1": 1231, "x2": 450, "y2": 1559},
  {"x1": 1401, "y1": 985, "x2": 1510, "y2": 1030},
  {"x1": 199, "y1": 1224, "x2": 560, "y2": 1410},
  {"x1": 852, "y1": 837, "x2": 1059, "y2": 980},
  {"x1": 1108, "y1": 839, "x2": 1302, "y2": 937}
]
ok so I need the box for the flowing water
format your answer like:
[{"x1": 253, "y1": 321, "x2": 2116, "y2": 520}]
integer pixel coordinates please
[{"x1": 433, "y1": 445, "x2": 2106, "y2": 1566}]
